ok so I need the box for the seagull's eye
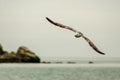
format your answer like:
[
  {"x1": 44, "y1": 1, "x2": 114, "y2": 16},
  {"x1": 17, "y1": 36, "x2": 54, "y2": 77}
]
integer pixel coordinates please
[{"x1": 75, "y1": 34, "x2": 82, "y2": 38}]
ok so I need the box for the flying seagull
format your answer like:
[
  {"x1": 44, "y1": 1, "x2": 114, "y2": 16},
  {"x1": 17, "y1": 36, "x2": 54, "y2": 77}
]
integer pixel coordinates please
[{"x1": 46, "y1": 17, "x2": 105, "y2": 55}]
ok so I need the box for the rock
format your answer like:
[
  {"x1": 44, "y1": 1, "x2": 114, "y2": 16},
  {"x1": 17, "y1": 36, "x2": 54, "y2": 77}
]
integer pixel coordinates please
[
  {"x1": 0, "y1": 44, "x2": 40, "y2": 63},
  {"x1": 0, "y1": 52, "x2": 20, "y2": 63},
  {"x1": 0, "y1": 43, "x2": 5, "y2": 55},
  {"x1": 88, "y1": 61, "x2": 94, "y2": 64},
  {"x1": 16, "y1": 46, "x2": 40, "y2": 63}
]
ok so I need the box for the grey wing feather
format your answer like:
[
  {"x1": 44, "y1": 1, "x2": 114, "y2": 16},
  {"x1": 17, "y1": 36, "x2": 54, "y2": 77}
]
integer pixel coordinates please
[
  {"x1": 46, "y1": 17, "x2": 78, "y2": 32},
  {"x1": 82, "y1": 35, "x2": 105, "y2": 55}
]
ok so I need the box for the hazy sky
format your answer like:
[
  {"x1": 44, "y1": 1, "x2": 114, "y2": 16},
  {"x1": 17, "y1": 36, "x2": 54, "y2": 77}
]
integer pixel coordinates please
[{"x1": 0, "y1": 0, "x2": 120, "y2": 58}]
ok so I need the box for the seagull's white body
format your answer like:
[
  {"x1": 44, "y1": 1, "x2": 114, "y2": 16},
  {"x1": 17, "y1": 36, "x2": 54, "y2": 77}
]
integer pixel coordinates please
[{"x1": 46, "y1": 17, "x2": 105, "y2": 55}]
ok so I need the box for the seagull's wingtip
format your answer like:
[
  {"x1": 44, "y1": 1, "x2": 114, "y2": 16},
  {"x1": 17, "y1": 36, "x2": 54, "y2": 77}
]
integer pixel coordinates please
[
  {"x1": 46, "y1": 17, "x2": 48, "y2": 19},
  {"x1": 103, "y1": 53, "x2": 105, "y2": 55},
  {"x1": 46, "y1": 17, "x2": 51, "y2": 21},
  {"x1": 100, "y1": 52, "x2": 105, "y2": 55}
]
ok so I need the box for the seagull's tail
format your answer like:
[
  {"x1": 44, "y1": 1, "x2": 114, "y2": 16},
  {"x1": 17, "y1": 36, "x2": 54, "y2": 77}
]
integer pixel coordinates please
[{"x1": 82, "y1": 35, "x2": 105, "y2": 55}]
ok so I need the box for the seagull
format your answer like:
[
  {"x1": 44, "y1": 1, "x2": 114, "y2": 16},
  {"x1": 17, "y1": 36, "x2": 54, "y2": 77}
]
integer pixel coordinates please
[{"x1": 46, "y1": 17, "x2": 105, "y2": 55}]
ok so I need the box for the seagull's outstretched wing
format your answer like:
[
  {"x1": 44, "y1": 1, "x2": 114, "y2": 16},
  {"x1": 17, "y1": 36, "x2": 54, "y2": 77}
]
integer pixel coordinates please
[
  {"x1": 46, "y1": 17, "x2": 78, "y2": 33},
  {"x1": 46, "y1": 17, "x2": 105, "y2": 55},
  {"x1": 82, "y1": 35, "x2": 105, "y2": 55}
]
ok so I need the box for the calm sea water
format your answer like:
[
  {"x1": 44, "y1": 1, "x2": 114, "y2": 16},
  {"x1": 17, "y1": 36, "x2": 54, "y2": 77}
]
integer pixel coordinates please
[{"x1": 0, "y1": 64, "x2": 120, "y2": 80}]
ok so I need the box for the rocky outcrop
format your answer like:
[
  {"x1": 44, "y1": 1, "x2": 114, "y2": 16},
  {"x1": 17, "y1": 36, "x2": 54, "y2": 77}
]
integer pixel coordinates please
[
  {"x1": 0, "y1": 44, "x2": 40, "y2": 63},
  {"x1": 16, "y1": 46, "x2": 40, "y2": 63},
  {"x1": 0, "y1": 44, "x2": 5, "y2": 55}
]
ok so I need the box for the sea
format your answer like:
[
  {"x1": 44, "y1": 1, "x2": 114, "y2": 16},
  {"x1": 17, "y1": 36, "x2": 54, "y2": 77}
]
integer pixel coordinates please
[{"x1": 0, "y1": 57, "x2": 120, "y2": 80}]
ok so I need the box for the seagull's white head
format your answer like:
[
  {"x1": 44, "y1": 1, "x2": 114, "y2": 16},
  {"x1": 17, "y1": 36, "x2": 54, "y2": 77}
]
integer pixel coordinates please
[{"x1": 75, "y1": 33, "x2": 82, "y2": 38}]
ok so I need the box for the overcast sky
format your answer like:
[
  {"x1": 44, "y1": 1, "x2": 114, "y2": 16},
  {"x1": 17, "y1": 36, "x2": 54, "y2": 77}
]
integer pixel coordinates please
[{"x1": 0, "y1": 0, "x2": 120, "y2": 58}]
